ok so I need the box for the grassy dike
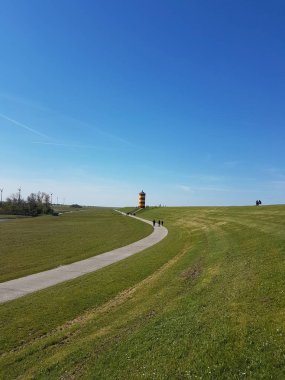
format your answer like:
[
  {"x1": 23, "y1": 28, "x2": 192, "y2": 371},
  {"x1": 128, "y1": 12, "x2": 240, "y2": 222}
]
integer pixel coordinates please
[
  {"x1": 0, "y1": 208, "x2": 152, "y2": 282},
  {"x1": 1, "y1": 206, "x2": 285, "y2": 379}
]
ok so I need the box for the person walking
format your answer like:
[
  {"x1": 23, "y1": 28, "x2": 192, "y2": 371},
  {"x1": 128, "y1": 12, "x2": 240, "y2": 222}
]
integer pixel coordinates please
[
  {"x1": 161, "y1": 220, "x2": 164, "y2": 226},
  {"x1": 153, "y1": 219, "x2": 156, "y2": 227},
  {"x1": 158, "y1": 220, "x2": 160, "y2": 227}
]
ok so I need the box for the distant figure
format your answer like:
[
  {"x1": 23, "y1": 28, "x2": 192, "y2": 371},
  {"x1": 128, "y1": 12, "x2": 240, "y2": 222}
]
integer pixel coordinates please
[
  {"x1": 259, "y1": 200, "x2": 262, "y2": 205},
  {"x1": 161, "y1": 220, "x2": 164, "y2": 226},
  {"x1": 153, "y1": 219, "x2": 156, "y2": 227},
  {"x1": 256, "y1": 200, "x2": 259, "y2": 206},
  {"x1": 158, "y1": 220, "x2": 161, "y2": 227}
]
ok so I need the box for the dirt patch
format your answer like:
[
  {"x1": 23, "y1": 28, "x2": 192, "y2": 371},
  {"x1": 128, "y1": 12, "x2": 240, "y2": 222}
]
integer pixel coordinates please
[{"x1": 181, "y1": 264, "x2": 202, "y2": 282}]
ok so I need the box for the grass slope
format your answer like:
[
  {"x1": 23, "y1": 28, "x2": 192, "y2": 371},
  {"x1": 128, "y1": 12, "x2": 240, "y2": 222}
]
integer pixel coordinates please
[
  {"x1": 0, "y1": 208, "x2": 152, "y2": 282},
  {"x1": 1, "y1": 205, "x2": 285, "y2": 379}
]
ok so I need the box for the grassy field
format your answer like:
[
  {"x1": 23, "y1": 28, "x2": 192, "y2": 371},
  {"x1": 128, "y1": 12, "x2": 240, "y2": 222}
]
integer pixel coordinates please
[
  {"x1": 1, "y1": 205, "x2": 285, "y2": 379},
  {"x1": 0, "y1": 208, "x2": 152, "y2": 282}
]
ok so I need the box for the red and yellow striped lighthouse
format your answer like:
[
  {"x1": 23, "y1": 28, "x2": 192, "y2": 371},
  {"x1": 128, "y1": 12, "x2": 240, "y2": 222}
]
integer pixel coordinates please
[{"x1": 138, "y1": 190, "x2": 146, "y2": 208}]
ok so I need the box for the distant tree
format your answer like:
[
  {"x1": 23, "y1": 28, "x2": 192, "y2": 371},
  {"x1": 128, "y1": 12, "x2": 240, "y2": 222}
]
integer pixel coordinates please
[
  {"x1": 4, "y1": 191, "x2": 53, "y2": 216},
  {"x1": 6, "y1": 193, "x2": 25, "y2": 213},
  {"x1": 71, "y1": 204, "x2": 83, "y2": 208},
  {"x1": 27, "y1": 193, "x2": 38, "y2": 215}
]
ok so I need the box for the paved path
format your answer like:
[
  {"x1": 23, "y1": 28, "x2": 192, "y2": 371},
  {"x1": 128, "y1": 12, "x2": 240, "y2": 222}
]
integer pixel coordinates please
[{"x1": 0, "y1": 212, "x2": 168, "y2": 303}]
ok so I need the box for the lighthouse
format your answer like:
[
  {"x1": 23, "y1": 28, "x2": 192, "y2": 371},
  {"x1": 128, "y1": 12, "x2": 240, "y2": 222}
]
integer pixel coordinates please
[{"x1": 138, "y1": 190, "x2": 146, "y2": 208}]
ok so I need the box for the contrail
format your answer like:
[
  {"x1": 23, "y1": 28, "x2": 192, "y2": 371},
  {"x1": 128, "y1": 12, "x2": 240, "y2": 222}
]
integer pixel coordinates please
[
  {"x1": 0, "y1": 112, "x2": 50, "y2": 139},
  {"x1": 32, "y1": 141, "x2": 116, "y2": 151},
  {"x1": 32, "y1": 141, "x2": 96, "y2": 148}
]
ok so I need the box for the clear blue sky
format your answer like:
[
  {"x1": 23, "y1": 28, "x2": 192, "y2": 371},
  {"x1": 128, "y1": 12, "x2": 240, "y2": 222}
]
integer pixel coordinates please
[{"x1": 1, "y1": 0, "x2": 285, "y2": 206}]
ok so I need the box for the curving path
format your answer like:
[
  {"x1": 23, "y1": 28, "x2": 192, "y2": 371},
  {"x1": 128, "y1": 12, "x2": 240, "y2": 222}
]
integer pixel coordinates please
[{"x1": 0, "y1": 212, "x2": 168, "y2": 304}]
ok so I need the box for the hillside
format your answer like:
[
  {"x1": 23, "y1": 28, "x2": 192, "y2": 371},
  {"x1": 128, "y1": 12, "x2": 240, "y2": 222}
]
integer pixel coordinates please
[{"x1": 1, "y1": 205, "x2": 285, "y2": 379}]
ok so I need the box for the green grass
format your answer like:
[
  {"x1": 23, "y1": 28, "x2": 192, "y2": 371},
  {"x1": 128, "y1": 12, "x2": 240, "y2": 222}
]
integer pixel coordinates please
[
  {"x1": 118, "y1": 207, "x2": 136, "y2": 213},
  {"x1": 0, "y1": 208, "x2": 152, "y2": 282},
  {"x1": 0, "y1": 215, "x2": 29, "y2": 219},
  {"x1": 1, "y1": 205, "x2": 285, "y2": 379}
]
